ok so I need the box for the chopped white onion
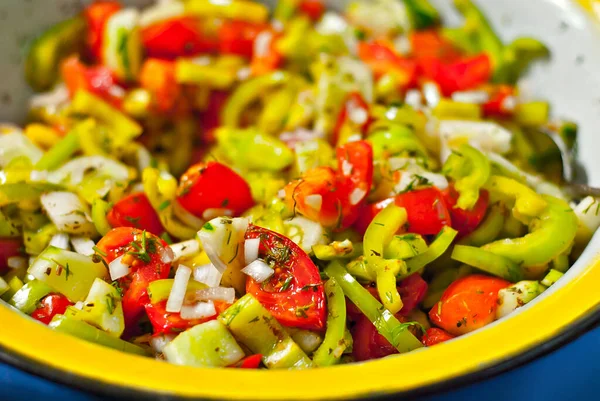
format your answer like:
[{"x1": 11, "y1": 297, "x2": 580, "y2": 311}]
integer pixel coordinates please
[
  {"x1": 149, "y1": 334, "x2": 176, "y2": 354},
  {"x1": 70, "y1": 236, "x2": 95, "y2": 256},
  {"x1": 166, "y1": 265, "x2": 192, "y2": 313},
  {"x1": 501, "y1": 95, "x2": 517, "y2": 112},
  {"x1": 284, "y1": 216, "x2": 328, "y2": 253},
  {"x1": 74, "y1": 301, "x2": 84, "y2": 310},
  {"x1": 7, "y1": 256, "x2": 27, "y2": 270},
  {"x1": 29, "y1": 84, "x2": 69, "y2": 109},
  {"x1": 29, "y1": 170, "x2": 48, "y2": 182},
  {"x1": 451, "y1": 90, "x2": 490, "y2": 104},
  {"x1": 136, "y1": 146, "x2": 152, "y2": 172},
  {"x1": 241, "y1": 260, "x2": 274, "y2": 283},
  {"x1": 393, "y1": 34, "x2": 412, "y2": 55},
  {"x1": 316, "y1": 12, "x2": 348, "y2": 35},
  {"x1": 338, "y1": 56, "x2": 374, "y2": 103},
  {"x1": 439, "y1": 120, "x2": 513, "y2": 162},
  {"x1": 169, "y1": 239, "x2": 200, "y2": 262},
  {"x1": 341, "y1": 159, "x2": 354, "y2": 177},
  {"x1": 254, "y1": 31, "x2": 273, "y2": 58},
  {"x1": 237, "y1": 66, "x2": 251, "y2": 81},
  {"x1": 180, "y1": 301, "x2": 217, "y2": 320},
  {"x1": 348, "y1": 104, "x2": 368, "y2": 125},
  {"x1": 41, "y1": 192, "x2": 95, "y2": 235},
  {"x1": 0, "y1": 128, "x2": 43, "y2": 168},
  {"x1": 244, "y1": 238, "x2": 260, "y2": 265},
  {"x1": 188, "y1": 287, "x2": 236, "y2": 304},
  {"x1": 202, "y1": 208, "x2": 234, "y2": 221},
  {"x1": 172, "y1": 200, "x2": 205, "y2": 230},
  {"x1": 197, "y1": 234, "x2": 228, "y2": 273},
  {"x1": 349, "y1": 188, "x2": 367, "y2": 206},
  {"x1": 47, "y1": 156, "x2": 130, "y2": 185},
  {"x1": 305, "y1": 194, "x2": 323, "y2": 211},
  {"x1": 159, "y1": 246, "x2": 175, "y2": 264},
  {"x1": 49, "y1": 233, "x2": 70, "y2": 250},
  {"x1": 109, "y1": 255, "x2": 131, "y2": 281},
  {"x1": 232, "y1": 217, "x2": 249, "y2": 234},
  {"x1": 423, "y1": 82, "x2": 441, "y2": 108},
  {"x1": 405, "y1": 89, "x2": 423, "y2": 110},
  {"x1": 193, "y1": 264, "x2": 223, "y2": 288}
]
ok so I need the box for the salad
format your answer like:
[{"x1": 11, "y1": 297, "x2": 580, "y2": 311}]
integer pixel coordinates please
[{"x1": 1, "y1": 0, "x2": 598, "y2": 369}]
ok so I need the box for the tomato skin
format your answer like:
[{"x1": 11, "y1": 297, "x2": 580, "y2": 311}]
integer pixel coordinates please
[
  {"x1": 83, "y1": 0, "x2": 122, "y2": 62},
  {"x1": 145, "y1": 300, "x2": 230, "y2": 335},
  {"x1": 139, "y1": 59, "x2": 182, "y2": 114},
  {"x1": 358, "y1": 41, "x2": 417, "y2": 88},
  {"x1": 298, "y1": 0, "x2": 325, "y2": 21},
  {"x1": 427, "y1": 54, "x2": 492, "y2": 96},
  {"x1": 0, "y1": 238, "x2": 22, "y2": 275},
  {"x1": 245, "y1": 225, "x2": 326, "y2": 330},
  {"x1": 199, "y1": 91, "x2": 229, "y2": 144},
  {"x1": 61, "y1": 56, "x2": 122, "y2": 107},
  {"x1": 353, "y1": 198, "x2": 394, "y2": 236},
  {"x1": 395, "y1": 187, "x2": 452, "y2": 236},
  {"x1": 422, "y1": 327, "x2": 455, "y2": 347},
  {"x1": 429, "y1": 274, "x2": 510, "y2": 336},
  {"x1": 285, "y1": 141, "x2": 373, "y2": 230},
  {"x1": 176, "y1": 162, "x2": 254, "y2": 219},
  {"x1": 219, "y1": 20, "x2": 267, "y2": 58},
  {"x1": 443, "y1": 186, "x2": 489, "y2": 236},
  {"x1": 30, "y1": 294, "x2": 73, "y2": 325},
  {"x1": 141, "y1": 17, "x2": 217, "y2": 59},
  {"x1": 332, "y1": 92, "x2": 372, "y2": 146},
  {"x1": 96, "y1": 228, "x2": 172, "y2": 330},
  {"x1": 230, "y1": 354, "x2": 263, "y2": 369},
  {"x1": 107, "y1": 193, "x2": 164, "y2": 237},
  {"x1": 397, "y1": 274, "x2": 428, "y2": 316}
]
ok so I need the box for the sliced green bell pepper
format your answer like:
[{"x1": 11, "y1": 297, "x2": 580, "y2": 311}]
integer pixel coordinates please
[
  {"x1": 313, "y1": 278, "x2": 349, "y2": 366},
  {"x1": 452, "y1": 245, "x2": 523, "y2": 282},
  {"x1": 9, "y1": 279, "x2": 52, "y2": 314}
]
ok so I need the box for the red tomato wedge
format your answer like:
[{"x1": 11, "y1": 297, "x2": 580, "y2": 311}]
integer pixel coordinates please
[
  {"x1": 352, "y1": 198, "x2": 394, "y2": 236},
  {"x1": 30, "y1": 294, "x2": 73, "y2": 325},
  {"x1": 284, "y1": 141, "x2": 373, "y2": 230},
  {"x1": 332, "y1": 92, "x2": 372, "y2": 146},
  {"x1": 397, "y1": 274, "x2": 428, "y2": 316},
  {"x1": 83, "y1": 0, "x2": 122, "y2": 62},
  {"x1": 395, "y1": 187, "x2": 452, "y2": 236},
  {"x1": 426, "y1": 54, "x2": 492, "y2": 96},
  {"x1": 298, "y1": 0, "x2": 326, "y2": 21},
  {"x1": 429, "y1": 274, "x2": 510, "y2": 336},
  {"x1": 443, "y1": 186, "x2": 489, "y2": 236},
  {"x1": 106, "y1": 193, "x2": 164, "y2": 237},
  {"x1": 96, "y1": 228, "x2": 171, "y2": 330},
  {"x1": 141, "y1": 17, "x2": 218, "y2": 59},
  {"x1": 358, "y1": 41, "x2": 417, "y2": 88},
  {"x1": 245, "y1": 225, "x2": 326, "y2": 330},
  {"x1": 421, "y1": 327, "x2": 455, "y2": 347},
  {"x1": 0, "y1": 238, "x2": 23, "y2": 275},
  {"x1": 176, "y1": 162, "x2": 254, "y2": 219}
]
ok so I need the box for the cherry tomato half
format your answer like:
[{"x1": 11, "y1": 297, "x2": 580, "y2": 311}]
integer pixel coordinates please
[
  {"x1": 443, "y1": 186, "x2": 489, "y2": 236},
  {"x1": 245, "y1": 225, "x2": 326, "y2": 330},
  {"x1": 429, "y1": 274, "x2": 510, "y2": 336},
  {"x1": 421, "y1": 327, "x2": 455, "y2": 347},
  {"x1": 176, "y1": 162, "x2": 255, "y2": 219},
  {"x1": 230, "y1": 354, "x2": 263, "y2": 369},
  {"x1": 30, "y1": 293, "x2": 73, "y2": 325},
  {"x1": 141, "y1": 17, "x2": 218, "y2": 59},
  {"x1": 145, "y1": 300, "x2": 230, "y2": 335}
]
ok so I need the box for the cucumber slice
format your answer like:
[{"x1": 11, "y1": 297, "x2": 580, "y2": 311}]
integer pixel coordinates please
[
  {"x1": 9, "y1": 279, "x2": 52, "y2": 314},
  {"x1": 77, "y1": 278, "x2": 125, "y2": 338}
]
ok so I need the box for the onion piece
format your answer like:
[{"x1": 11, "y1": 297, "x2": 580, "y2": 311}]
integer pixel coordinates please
[
  {"x1": 423, "y1": 82, "x2": 441, "y2": 108},
  {"x1": 172, "y1": 200, "x2": 205, "y2": 230},
  {"x1": 166, "y1": 265, "x2": 192, "y2": 313},
  {"x1": 49, "y1": 233, "x2": 70, "y2": 250},
  {"x1": 70, "y1": 236, "x2": 95, "y2": 256},
  {"x1": 188, "y1": 287, "x2": 236, "y2": 304},
  {"x1": 305, "y1": 194, "x2": 323, "y2": 211},
  {"x1": 47, "y1": 156, "x2": 130, "y2": 185},
  {"x1": 109, "y1": 255, "x2": 131, "y2": 281},
  {"x1": 149, "y1": 333, "x2": 176, "y2": 354},
  {"x1": 159, "y1": 246, "x2": 175, "y2": 264},
  {"x1": 241, "y1": 260, "x2": 274, "y2": 283},
  {"x1": 193, "y1": 264, "x2": 223, "y2": 288},
  {"x1": 169, "y1": 239, "x2": 200, "y2": 262},
  {"x1": 244, "y1": 238, "x2": 260, "y2": 265},
  {"x1": 180, "y1": 301, "x2": 216, "y2": 320},
  {"x1": 29, "y1": 83, "x2": 69, "y2": 109},
  {"x1": 451, "y1": 90, "x2": 490, "y2": 104},
  {"x1": 202, "y1": 208, "x2": 234, "y2": 221},
  {"x1": 0, "y1": 128, "x2": 43, "y2": 168},
  {"x1": 198, "y1": 242, "x2": 228, "y2": 273},
  {"x1": 405, "y1": 89, "x2": 423, "y2": 110},
  {"x1": 40, "y1": 191, "x2": 96, "y2": 235},
  {"x1": 7, "y1": 256, "x2": 27, "y2": 270},
  {"x1": 349, "y1": 188, "x2": 367, "y2": 206}
]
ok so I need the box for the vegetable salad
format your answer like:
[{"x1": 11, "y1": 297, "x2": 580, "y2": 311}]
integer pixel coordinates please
[{"x1": 1, "y1": 0, "x2": 597, "y2": 368}]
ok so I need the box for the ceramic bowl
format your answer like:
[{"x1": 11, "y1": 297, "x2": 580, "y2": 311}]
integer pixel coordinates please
[{"x1": 1, "y1": 0, "x2": 600, "y2": 399}]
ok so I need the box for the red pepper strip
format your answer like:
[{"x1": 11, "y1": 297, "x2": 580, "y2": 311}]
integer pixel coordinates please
[
  {"x1": 395, "y1": 187, "x2": 452, "y2": 236},
  {"x1": 30, "y1": 294, "x2": 73, "y2": 325},
  {"x1": 421, "y1": 327, "x2": 455, "y2": 346},
  {"x1": 230, "y1": 354, "x2": 263, "y2": 369}
]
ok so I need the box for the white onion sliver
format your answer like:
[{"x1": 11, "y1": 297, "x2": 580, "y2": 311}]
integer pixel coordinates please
[
  {"x1": 49, "y1": 233, "x2": 70, "y2": 250},
  {"x1": 202, "y1": 208, "x2": 234, "y2": 221},
  {"x1": 349, "y1": 188, "x2": 367, "y2": 206},
  {"x1": 169, "y1": 239, "x2": 200, "y2": 262},
  {"x1": 70, "y1": 236, "x2": 95, "y2": 256},
  {"x1": 172, "y1": 200, "x2": 205, "y2": 230},
  {"x1": 241, "y1": 260, "x2": 274, "y2": 283},
  {"x1": 232, "y1": 217, "x2": 250, "y2": 234},
  {"x1": 244, "y1": 238, "x2": 260, "y2": 265},
  {"x1": 166, "y1": 265, "x2": 192, "y2": 313},
  {"x1": 180, "y1": 301, "x2": 216, "y2": 320},
  {"x1": 74, "y1": 301, "x2": 84, "y2": 310},
  {"x1": 159, "y1": 246, "x2": 175, "y2": 263},
  {"x1": 305, "y1": 194, "x2": 322, "y2": 211},
  {"x1": 7, "y1": 256, "x2": 27, "y2": 270},
  {"x1": 199, "y1": 242, "x2": 228, "y2": 273},
  {"x1": 193, "y1": 264, "x2": 223, "y2": 288},
  {"x1": 109, "y1": 255, "x2": 131, "y2": 281},
  {"x1": 451, "y1": 90, "x2": 490, "y2": 104},
  {"x1": 341, "y1": 160, "x2": 353, "y2": 176},
  {"x1": 423, "y1": 82, "x2": 441, "y2": 108},
  {"x1": 190, "y1": 287, "x2": 236, "y2": 304}
]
